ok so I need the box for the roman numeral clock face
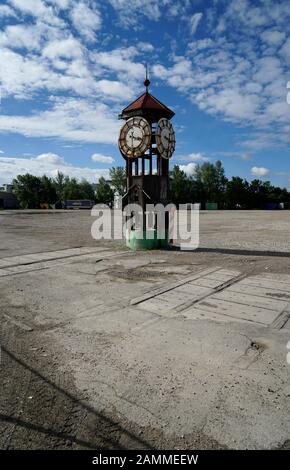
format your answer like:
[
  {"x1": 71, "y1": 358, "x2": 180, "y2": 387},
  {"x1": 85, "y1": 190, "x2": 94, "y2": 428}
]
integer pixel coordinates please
[
  {"x1": 118, "y1": 117, "x2": 151, "y2": 158},
  {"x1": 156, "y1": 118, "x2": 175, "y2": 159}
]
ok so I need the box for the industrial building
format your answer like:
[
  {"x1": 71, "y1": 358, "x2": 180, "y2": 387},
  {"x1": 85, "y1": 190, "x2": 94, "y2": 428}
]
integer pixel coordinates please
[{"x1": 0, "y1": 184, "x2": 19, "y2": 209}]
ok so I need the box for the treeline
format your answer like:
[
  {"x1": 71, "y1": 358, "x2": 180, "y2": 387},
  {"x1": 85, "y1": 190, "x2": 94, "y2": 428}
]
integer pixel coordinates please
[
  {"x1": 12, "y1": 168, "x2": 126, "y2": 208},
  {"x1": 11, "y1": 161, "x2": 290, "y2": 209},
  {"x1": 170, "y1": 161, "x2": 290, "y2": 209}
]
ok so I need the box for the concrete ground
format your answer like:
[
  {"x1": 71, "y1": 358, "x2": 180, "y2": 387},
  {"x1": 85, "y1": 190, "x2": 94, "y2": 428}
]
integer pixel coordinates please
[{"x1": 0, "y1": 209, "x2": 289, "y2": 450}]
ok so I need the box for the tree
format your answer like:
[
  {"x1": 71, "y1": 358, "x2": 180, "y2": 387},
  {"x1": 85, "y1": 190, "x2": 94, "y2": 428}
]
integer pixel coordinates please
[
  {"x1": 214, "y1": 160, "x2": 228, "y2": 202},
  {"x1": 10, "y1": 166, "x2": 290, "y2": 211},
  {"x1": 195, "y1": 160, "x2": 227, "y2": 204},
  {"x1": 78, "y1": 179, "x2": 95, "y2": 200},
  {"x1": 95, "y1": 177, "x2": 114, "y2": 207},
  {"x1": 270, "y1": 186, "x2": 290, "y2": 204},
  {"x1": 39, "y1": 175, "x2": 57, "y2": 204},
  {"x1": 54, "y1": 171, "x2": 66, "y2": 202},
  {"x1": 109, "y1": 166, "x2": 126, "y2": 196},
  {"x1": 226, "y1": 177, "x2": 249, "y2": 208},
  {"x1": 54, "y1": 174, "x2": 95, "y2": 201},
  {"x1": 248, "y1": 179, "x2": 267, "y2": 208},
  {"x1": 169, "y1": 165, "x2": 190, "y2": 205},
  {"x1": 13, "y1": 174, "x2": 42, "y2": 208},
  {"x1": 61, "y1": 177, "x2": 83, "y2": 200},
  {"x1": 191, "y1": 177, "x2": 207, "y2": 203}
]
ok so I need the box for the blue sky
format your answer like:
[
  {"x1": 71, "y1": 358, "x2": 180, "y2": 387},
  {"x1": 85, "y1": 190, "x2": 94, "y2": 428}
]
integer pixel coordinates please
[{"x1": 0, "y1": 0, "x2": 290, "y2": 187}]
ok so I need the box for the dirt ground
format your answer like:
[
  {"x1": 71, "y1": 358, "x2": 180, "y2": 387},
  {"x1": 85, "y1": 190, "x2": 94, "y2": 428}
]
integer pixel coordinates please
[{"x1": 0, "y1": 209, "x2": 289, "y2": 450}]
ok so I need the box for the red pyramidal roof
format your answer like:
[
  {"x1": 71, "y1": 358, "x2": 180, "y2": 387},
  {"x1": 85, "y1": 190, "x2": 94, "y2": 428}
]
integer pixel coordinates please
[{"x1": 120, "y1": 92, "x2": 174, "y2": 121}]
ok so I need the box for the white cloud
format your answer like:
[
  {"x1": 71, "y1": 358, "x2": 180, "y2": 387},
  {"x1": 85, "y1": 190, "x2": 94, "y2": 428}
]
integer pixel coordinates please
[
  {"x1": 0, "y1": 5, "x2": 17, "y2": 18},
  {"x1": 199, "y1": 88, "x2": 260, "y2": 121},
  {"x1": 0, "y1": 52, "x2": 132, "y2": 100},
  {"x1": 245, "y1": 82, "x2": 262, "y2": 94},
  {"x1": 251, "y1": 166, "x2": 270, "y2": 177},
  {"x1": 253, "y1": 56, "x2": 282, "y2": 85},
  {"x1": 179, "y1": 162, "x2": 197, "y2": 176},
  {"x1": 153, "y1": 49, "x2": 289, "y2": 153},
  {"x1": 9, "y1": 0, "x2": 47, "y2": 16},
  {"x1": 0, "y1": 24, "x2": 47, "y2": 51},
  {"x1": 240, "y1": 132, "x2": 283, "y2": 151},
  {"x1": 36, "y1": 153, "x2": 65, "y2": 165},
  {"x1": 43, "y1": 37, "x2": 83, "y2": 59},
  {"x1": 222, "y1": 0, "x2": 268, "y2": 30},
  {"x1": 46, "y1": 0, "x2": 70, "y2": 8},
  {"x1": 95, "y1": 80, "x2": 134, "y2": 101},
  {"x1": 280, "y1": 37, "x2": 290, "y2": 62},
  {"x1": 137, "y1": 42, "x2": 154, "y2": 53},
  {"x1": 0, "y1": 48, "x2": 51, "y2": 98},
  {"x1": 9, "y1": 0, "x2": 63, "y2": 26},
  {"x1": 149, "y1": 0, "x2": 290, "y2": 151},
  {"x1": 214, "y1": 151, "x2": 253, "y2": 161},
  {"x1": 0, "y1": 5, "x2": 152, "y2": 107},
  {"x1": 92, "y1": 47, "x2": 145, "y2": 81},
  {"x1": 177, "y1": 152, "x2": 209, "y2": 162},
  {"x1": 190, "y1": 13, "x2": 203, "y2": 35},
  {"x1": 0, "y1": 46, "x2": 102, "y2": 99},
  {"x1": 106, "y1": 0, "x2": 193, "y2": 28},
  {"x1": 187, "y1": 38, "x2": 214, "y2": 52},
  {"x1": 109, "y1": 0, "x2": 192, "y2": 29},
  {"x1": 0, "y1": 154, "x2": 109, "y2": 184},
  {"x1": 1, "y1": 44, "x2": 145, "y2": 102},
  {"x1": 152, "y1": 58, "x2": 195, "y2": 92},
  {"x1": 266, "y1": 101, "x2": 290, "y2": 122},
  {"x1": 0, "y1": 0, "x2": 289, "y2": 162},
  {"x1": 0, "y1": 98, "x2": 119, "y2": 144},
  {"x1": 261, "y1": 29, "x2": 286, "y2": 46},
  {"x1": 108, "y1": 0, "x2": 162, "y2": 26},
  {"x1": 70, "y1": 2, "x2": 102, "y2": 42},
  {"x1": 108, "y1": 0, "x2": 192, "y2": 27},
  {"x1": 91, "y1": 153, "x2": 114, "y2": 164}
]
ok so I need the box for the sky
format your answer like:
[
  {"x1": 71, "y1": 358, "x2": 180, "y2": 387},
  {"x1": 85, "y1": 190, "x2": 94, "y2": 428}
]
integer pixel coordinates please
[{"x1": 0, "y1": 0, "x2": 290, "y2": 188}]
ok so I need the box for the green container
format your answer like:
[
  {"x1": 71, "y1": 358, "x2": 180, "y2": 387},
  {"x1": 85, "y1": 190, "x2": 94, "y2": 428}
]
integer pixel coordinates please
[
  {"x1": 125, "y1": 229, "x2": 169, "y2": 250},
  {"x1": 205, "y1": 202, "x2": 218, "y2": 210}
]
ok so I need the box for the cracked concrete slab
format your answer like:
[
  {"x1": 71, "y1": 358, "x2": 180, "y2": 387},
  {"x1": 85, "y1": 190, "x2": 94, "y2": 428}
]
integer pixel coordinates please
[
  {"x1": 1, "y1": 253, "x2": 289, "y2": 449},
  {"x1": 1, "y1": 210, "x2": 290, "y2": 450}
]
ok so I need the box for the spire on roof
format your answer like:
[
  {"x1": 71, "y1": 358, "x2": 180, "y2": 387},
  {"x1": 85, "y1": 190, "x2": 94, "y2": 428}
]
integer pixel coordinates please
[
  {"x1": 144, "y1": 64, "x2": 150, "y2": 93},
  {"x1": 119, "y1": 71, "x2": 174, "y2": 121}
]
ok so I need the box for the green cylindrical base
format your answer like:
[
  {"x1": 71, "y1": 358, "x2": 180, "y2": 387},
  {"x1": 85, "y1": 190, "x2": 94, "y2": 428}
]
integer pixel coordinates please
[{"x1": 125, "y1": 229, "x2": 169, "y2": 250}]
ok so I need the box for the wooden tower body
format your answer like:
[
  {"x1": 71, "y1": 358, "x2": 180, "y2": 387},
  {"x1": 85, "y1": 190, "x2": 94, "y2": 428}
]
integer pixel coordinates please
[{"x1": 118, "y1": 79, "x2": 175, "y2": 249}]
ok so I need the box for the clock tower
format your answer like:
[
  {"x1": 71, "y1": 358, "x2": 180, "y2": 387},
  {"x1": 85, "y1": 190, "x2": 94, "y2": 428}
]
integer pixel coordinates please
[{"x1": 118, "y1": 75, "x2": 175, "y2": 250}]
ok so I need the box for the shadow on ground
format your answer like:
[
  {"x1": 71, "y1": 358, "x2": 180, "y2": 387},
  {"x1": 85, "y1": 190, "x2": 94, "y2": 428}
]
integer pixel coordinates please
[{"x1": 0, "y1": 346, "x2": 151, "y2": 450}]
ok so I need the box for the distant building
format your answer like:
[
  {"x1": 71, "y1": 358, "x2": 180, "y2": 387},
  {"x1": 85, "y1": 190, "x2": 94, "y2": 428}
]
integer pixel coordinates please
[
  {"x1": 62, "y1": 200, "x2": 94, "y2": 210},
  {"x1": 0, "y1": 183, "x2": 14, "y2": 193},
  {"x1": 0, "y1": 187, "x2": 19, "y2": 209}
]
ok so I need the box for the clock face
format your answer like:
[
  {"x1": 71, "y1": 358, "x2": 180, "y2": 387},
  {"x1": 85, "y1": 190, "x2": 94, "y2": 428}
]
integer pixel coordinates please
[
  {"x1": 156, "y1": 118, "x2": 175, "y2": 159},
  {"x1": 119, "y1": 117, "x2": 151, "y2": 158}
]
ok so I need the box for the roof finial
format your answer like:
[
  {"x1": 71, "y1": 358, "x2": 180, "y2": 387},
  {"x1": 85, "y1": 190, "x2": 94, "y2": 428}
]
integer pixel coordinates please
[{"x1": 144, "y1": 63, "x2": 150, "y2": 92}]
